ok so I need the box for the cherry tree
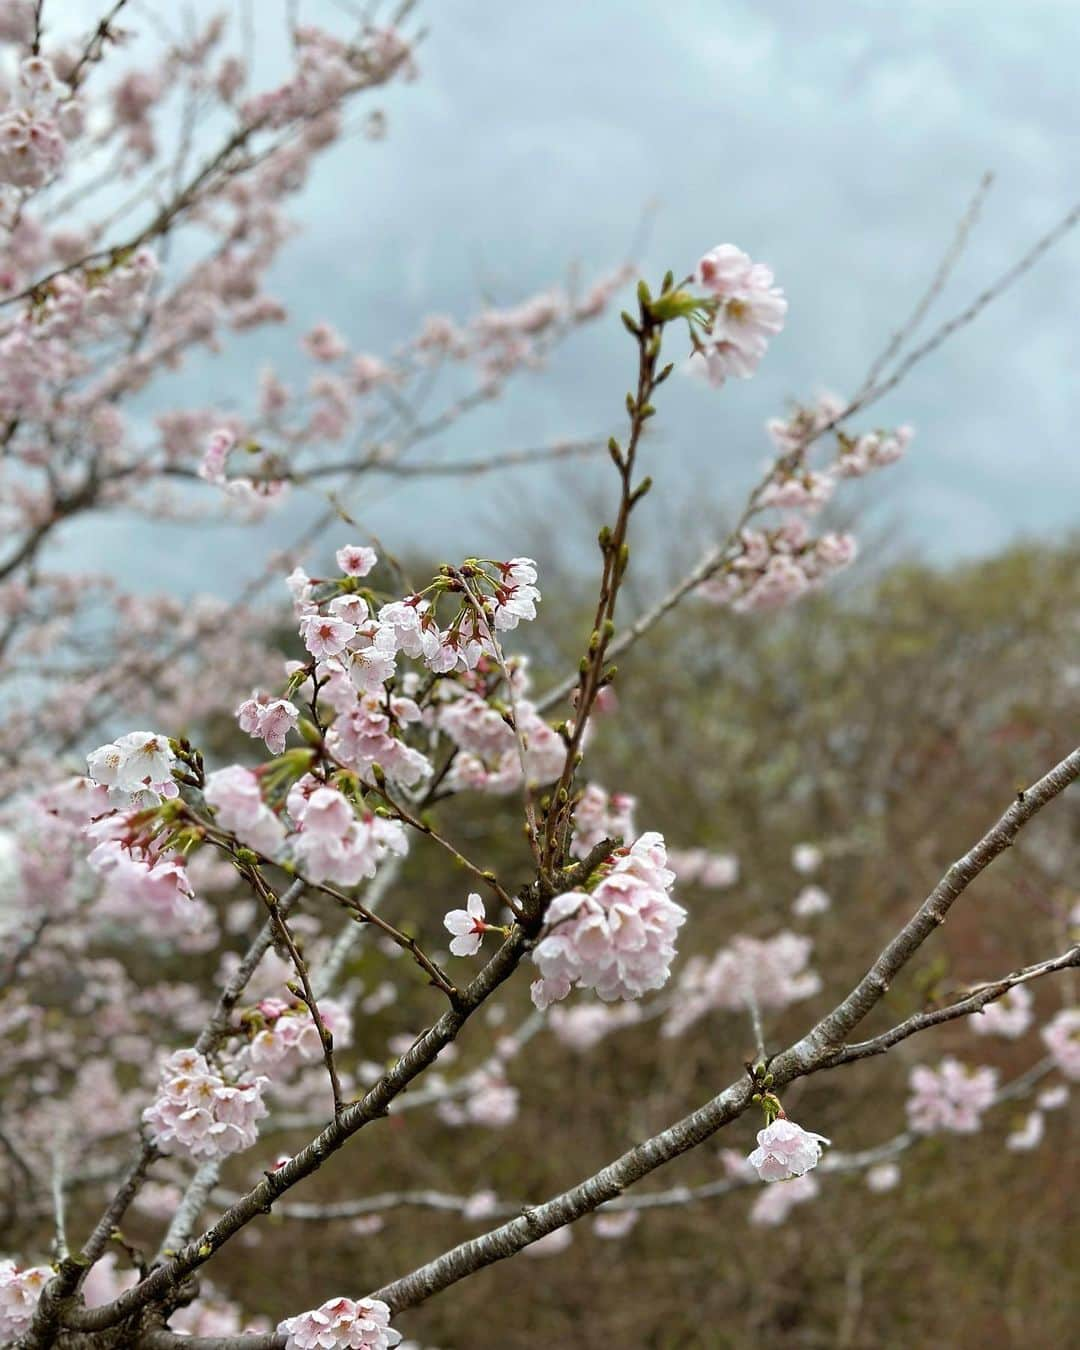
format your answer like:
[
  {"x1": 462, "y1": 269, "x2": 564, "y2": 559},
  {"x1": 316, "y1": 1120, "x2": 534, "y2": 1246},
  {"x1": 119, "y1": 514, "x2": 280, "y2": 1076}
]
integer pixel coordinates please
[{"x1": 0, "y1": 4, "x2": 1076, "y2": 1347}]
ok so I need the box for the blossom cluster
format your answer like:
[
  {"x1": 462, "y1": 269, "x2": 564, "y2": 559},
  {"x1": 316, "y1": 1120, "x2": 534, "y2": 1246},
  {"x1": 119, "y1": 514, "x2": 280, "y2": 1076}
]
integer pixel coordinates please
[
  {"x1": 531, "y1": 833, "x2": 687, "y2": 1009},
  {"x1": 293, "y1": 552, "x2": 540, "y2": 678},
  {"x1": 0, "y1": 57, "x2": 81, "y2": 191},
  {"x1": 204, "y1": 765, "x2": 288, "y2": 856},
  {"x1": 244, "y1": 996, "x2": 354, "y2": 1077},
  {"x1": 86, "y1": 731, "x2": 177, "y2": 805},
  {"x1": 85, "y1": 810, "x2": 214, "y2": 949},
  {"x1": 699, "y1": 392, "x2": 913, "y2": 615},
  {"x1": 906, "y1": 1058, "x2": 998, "y2": 1134},
  {"x1": 142, "y1": 1048, "x2": 269, "y2": 1162},
  {"x1": 689, "y1": 244, "x2": 788, "y2": 387},
  {"x1": 570, "y1": 783, "x2": 637, "y2": 859},
  {"x1": 1042, "y1": 1008, "x2": 1080, "y2": 1080},
  {"x1": 277, "y1": 1296, "x2": 401, "y2": 1350},
  {"x1": 663, "y1": 931, "x2": 821, "y2": 1037},
  {"x1": 436, "y1": 1068, "x2": 520, "y2": 1129},
  {"x1": 700, "y1": 519, "x2": 858, "y2": 613},
  {"x1": 667, "y1": 847, "x2": 739, "y2": 889},
  {"x1": 286, "y1": 775, "x2": 406, "y2": 886},
  {"x1": 970, "y1": 985, "x2": 1034, "y2": 1039},
  {"x1": 237, "y1": 693, "x2": 301, "y2": 755},
  {"x1": 0, "y1": 1261, "x2": 49, "y2": 1341}
]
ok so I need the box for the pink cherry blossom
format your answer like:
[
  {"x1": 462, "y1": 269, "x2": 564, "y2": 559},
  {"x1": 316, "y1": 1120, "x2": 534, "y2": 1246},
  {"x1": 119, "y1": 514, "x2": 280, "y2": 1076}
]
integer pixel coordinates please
[
  {"x1": 245, "y1": 998, "x2": 353, "y2": 1078},
  {"x1": 1041, "y1": 1008, "x2": 1080, "y2": 1080},
  {"x1": 906, "y1": 1058, "x2": 998, "y2": 1134},
  {"x1": 593, "y1": 1206, "x2": 640, "y2": 1239},
  {"x1": 278, "y1": 1296, "x2": 401, "y2": 1350},
  {"x1": 236, "y1": 694, "x2": 300, "y2": 754},
  {"x1": 667, "y1": 848, "x2": 739, "y2": 889},
  {"x1": 531, "y1": 832, "x2": 686, "y2": 1008},
  {"x1": 749, "y1": 1173, "x2": 819, "y2": 1226},
  {"x1": 690, "y1": 244, "x2": 787, "y2": 387},
  {"x1": 302, "y1": 322, "x2": 347, "y2": 362},
  {"x1": 286, "y1": 777, "x2": 406, "y2": 885},
  {"x1": 1037, "y1": 1085, "x2": 1069, "y2": 1111},
  {"x1": 198, "y1": 428, "x2": 235, "y2": 484},
  {"x1": 0, "y1": 1261, "x2": 50, "y2": 1340},
  {"x1": 571, "y1": 783, "x2": 637, "y2": 859},
  {"x1": 970, "y1": 984, "x2": 1034, "y2": 1039},
  {"x1": 336, "y1": 544, "x2": 378, "y2": 577},
  {"x1": 523, "y1": 1227, "x2": 573, "y2": 1258},
  {"x1": 204, "y1": 765, "x2": 287, "y2": 857},
  {"x1": 142, "y1": 1048, "x2": 268, "y2": 1162},
  {"x1": 663, "y1": 931, "x2": 821, "y2": 1038},
  {"x1": 747, "y1": 1117, "x2": 830, "y2": 1182},
  {"x1": 299, "y1": 613, "x2": 357, "y2": 659}
]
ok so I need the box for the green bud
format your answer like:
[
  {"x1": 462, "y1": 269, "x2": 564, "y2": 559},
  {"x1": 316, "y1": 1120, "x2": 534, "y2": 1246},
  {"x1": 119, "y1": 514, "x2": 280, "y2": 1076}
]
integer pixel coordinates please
[
  {"x1": 647, "y1": 289, "x2": 703, "y2": 322},
  {"x1": 630, "y1": 476, "x2": 653, "y2": 505},
  {"x1": 298, "y1": 717, "x2": 322, "y2": 747}
]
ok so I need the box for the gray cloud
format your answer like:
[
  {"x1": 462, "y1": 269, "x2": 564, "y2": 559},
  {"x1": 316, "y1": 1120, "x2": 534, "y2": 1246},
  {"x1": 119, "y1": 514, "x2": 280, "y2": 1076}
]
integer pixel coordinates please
[{"x1": 53, "y1": 0, "x2": 1078, "y2": 594}]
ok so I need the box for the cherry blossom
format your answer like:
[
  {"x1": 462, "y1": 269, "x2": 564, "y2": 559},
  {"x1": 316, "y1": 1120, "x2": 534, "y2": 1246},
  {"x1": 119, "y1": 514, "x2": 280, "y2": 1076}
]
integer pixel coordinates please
[
  {"x1": 667, "y1": 848, "x2": 740, "y2": 889},
  {"x1": 593, "y1": 1206, "x2": 640, "y2": 1239},
  {"x1": 1041, "y1": 1008, "x2": 1080, "y2": 1080},
  {"x1": 278, "y1": 1296, "x2": 401, "y2": 1350},
  {"x1": 688, "y1": 244, "x2": 787, "y2": 387},
  {"x1": 303, "y1": 322, "x2": 347, "y2": 362},
  {"x1": 865, "y1": 1162, "x2": 901, "y2": 1193},
  {"x1": 0, "y1": 1261, "x2": 50, "y2": 1340},
  {"x1": 791, "y1": 842, "x2": 823, "y2": 874},
  {"x1": 747, "y1": 1118, "x2": 830, "y2": 1182},
  {"x1": 245, "y1": 998, "x2": 353, "y2": 1078},
  {"x1": 86, "y1": 731, "x2": 177, "y2": 804},
  {"x1": 336, "y1": 544, "x2": 379, "y2": 577},
  {"x1": 531, "y1": 833, "x2": 686, "y2": 1009},
  {"x1": 1036, "y1": 1085, "x2": 1069, "y2": 1111},
  {"x1": 299, "y1": 613, "x2": 358, "y2": 659},
  {"x1": 462, "y1": 1190, "x2": 499, "y2": 1220},
  {"x1": 1005, "y1": 1110, "x2": 1044, "y2": 1152},
  {"x1": 490, "y1": 557, "x2": 540, "y2": 630},
  {"x1": 286, "y1": 777, "x2": 407, "y2": 885},
  {"x1": 906, "y1": 1058, "x2": 998, "y2": 1134},
  {"x1": 204, "y1": 765, "x2": 287, "y2": 857},
  {"x1": 142, "y1": 1048, "x2": 269, "y2": 1162},
  {"x1": 437, "y1": 1069, "x2": 519, "y2": 1129},
  {"x1": 444, "y1": 893, "x2": 491, "y2": 956},
  {"x1": 236, "y1": 694, "x2": 300, "y2": 755},
  {"x1": 970, "y1": 984, "x2": 1034, "y2": 1039},
  {"x1": 792, "y1": 884, "x2": 831, "y2": 917},
  {"x1": 548, "y1": 1001, "x2": 642, "y2": 1052},
  {"x1": 749, "y1": 1173, "x2": 820, "y2": 1226},
  {"x1": 663, "y1": 931, "x2": 821, "y2": 1038},
  {"x1": 523, "y1": 1227, "x2": 574, "y2": 1258},
  {"x1": 570, "y1": 783, "x2": 637, "y2": 859}
]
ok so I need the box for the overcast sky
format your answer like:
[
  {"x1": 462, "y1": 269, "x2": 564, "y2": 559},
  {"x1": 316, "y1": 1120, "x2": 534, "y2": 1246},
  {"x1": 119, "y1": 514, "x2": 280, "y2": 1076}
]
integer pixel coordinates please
[{"x1": 60, "y1": 0, "x2": 1079, "y2": 593}]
